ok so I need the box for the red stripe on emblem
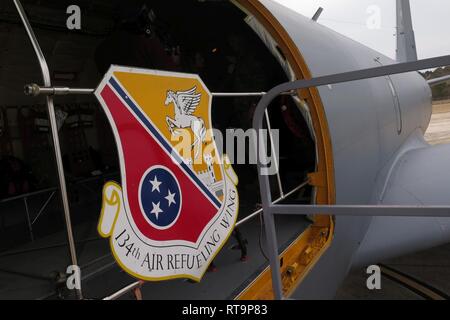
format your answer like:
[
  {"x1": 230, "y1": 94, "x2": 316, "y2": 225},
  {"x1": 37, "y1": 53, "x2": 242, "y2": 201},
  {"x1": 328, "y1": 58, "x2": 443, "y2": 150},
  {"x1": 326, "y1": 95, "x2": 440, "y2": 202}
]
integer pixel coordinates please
[{"x1": 100, "y1": 84, "x2": 218, "y2": 244}]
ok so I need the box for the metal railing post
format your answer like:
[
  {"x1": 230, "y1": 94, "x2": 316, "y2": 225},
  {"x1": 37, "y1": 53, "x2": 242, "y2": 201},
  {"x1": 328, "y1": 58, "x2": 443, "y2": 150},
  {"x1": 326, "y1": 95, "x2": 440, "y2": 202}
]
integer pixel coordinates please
[{"x1": 13, "y1": 0, "x2": 82, "y2": 299}]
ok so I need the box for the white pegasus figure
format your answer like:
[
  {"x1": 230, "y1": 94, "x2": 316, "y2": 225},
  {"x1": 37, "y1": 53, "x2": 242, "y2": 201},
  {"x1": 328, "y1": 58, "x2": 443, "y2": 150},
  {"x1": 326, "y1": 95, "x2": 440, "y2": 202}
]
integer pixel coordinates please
[{"x1": 165, "y1": 86, "x2": 207, "y2": 159}]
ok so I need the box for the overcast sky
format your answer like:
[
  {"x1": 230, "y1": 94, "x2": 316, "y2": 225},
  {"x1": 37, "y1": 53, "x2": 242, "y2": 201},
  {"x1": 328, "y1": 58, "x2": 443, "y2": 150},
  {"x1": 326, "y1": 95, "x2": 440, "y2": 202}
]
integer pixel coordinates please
[{"x1": 273, "y1": 0, "x2": 450, "y2": 60}]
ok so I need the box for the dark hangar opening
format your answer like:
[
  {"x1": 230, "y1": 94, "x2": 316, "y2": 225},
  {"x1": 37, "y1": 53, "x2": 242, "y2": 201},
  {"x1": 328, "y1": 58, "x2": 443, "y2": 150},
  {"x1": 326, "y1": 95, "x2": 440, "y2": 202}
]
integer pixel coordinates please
[{"x1": 0, "y1": 0, "x2": 316, "y2": 299}]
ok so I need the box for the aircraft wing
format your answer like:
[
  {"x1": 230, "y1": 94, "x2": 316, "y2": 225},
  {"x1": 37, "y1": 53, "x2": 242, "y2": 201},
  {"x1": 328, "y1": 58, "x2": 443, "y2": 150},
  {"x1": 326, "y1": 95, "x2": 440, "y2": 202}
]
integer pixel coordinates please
[{"x1": 428, "y1": 75, "x2": 450, "y2": 86}]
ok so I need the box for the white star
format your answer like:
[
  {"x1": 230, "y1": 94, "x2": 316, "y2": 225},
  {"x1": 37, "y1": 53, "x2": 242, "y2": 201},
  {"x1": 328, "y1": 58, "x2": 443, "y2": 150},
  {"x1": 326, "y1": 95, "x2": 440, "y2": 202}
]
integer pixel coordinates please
[
  {"x1": 150, "y1": 176, "x2": 162, "y2": 193},
  {"x1": 165, "y1": 190, "x2": 177, "y2": 207},
  {"x1": 151, "y1": 202, "x2": 163, "y2": 220}
]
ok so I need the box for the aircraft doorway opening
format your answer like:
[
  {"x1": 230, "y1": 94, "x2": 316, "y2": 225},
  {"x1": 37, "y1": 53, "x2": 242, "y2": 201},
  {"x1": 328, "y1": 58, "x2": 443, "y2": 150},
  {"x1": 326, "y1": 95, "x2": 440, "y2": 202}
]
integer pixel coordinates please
[
  {"x1": 0, "y1": 0, "x2": 329, "y2": 300},
  {"x1": 94, "y1": 0, "x2": 318, "y2": 299}
]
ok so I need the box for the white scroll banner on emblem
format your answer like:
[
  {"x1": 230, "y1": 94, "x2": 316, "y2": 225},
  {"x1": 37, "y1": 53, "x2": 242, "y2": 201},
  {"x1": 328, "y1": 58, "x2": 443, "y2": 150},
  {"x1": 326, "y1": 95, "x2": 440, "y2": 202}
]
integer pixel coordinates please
[{"x1": 98, "y1": 161, "x2": 239, "y2": 282}]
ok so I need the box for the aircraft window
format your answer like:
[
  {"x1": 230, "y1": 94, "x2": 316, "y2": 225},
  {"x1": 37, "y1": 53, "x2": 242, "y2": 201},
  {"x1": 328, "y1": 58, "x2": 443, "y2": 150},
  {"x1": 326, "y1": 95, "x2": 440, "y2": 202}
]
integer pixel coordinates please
[{"x1": 0, "y1": 0, "x2": 317, "y2": 299}]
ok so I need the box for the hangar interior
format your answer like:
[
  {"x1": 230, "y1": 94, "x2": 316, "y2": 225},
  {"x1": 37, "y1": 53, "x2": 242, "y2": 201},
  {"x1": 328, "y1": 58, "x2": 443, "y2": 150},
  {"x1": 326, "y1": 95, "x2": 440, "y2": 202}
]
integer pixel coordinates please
[{"x1": 0, "y1": 0, "x2": 318, "y2": 299}]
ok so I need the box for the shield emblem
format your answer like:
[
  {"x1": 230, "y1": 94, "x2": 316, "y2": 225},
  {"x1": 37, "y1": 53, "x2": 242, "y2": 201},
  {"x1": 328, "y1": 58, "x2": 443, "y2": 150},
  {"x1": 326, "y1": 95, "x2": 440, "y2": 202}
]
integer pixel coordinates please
[{"x1": 95, "y1": 66, "x2": 239, "y2": 282}]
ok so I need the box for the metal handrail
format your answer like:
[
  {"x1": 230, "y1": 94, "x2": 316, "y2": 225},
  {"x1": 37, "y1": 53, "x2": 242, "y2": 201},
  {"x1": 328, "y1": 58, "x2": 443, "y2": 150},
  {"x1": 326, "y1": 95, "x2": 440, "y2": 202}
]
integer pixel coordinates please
[
  {"x1": 0, "y1": 187, "x2": 57, "y2": 204},
  {"x1": 99, "y1": 180, "x2": 311, "y2": 300},
  {"x1": 103, "y1": 281, "x2": 143, "y2": 301},
  {"x1": 0, "y1": 172, "x2": 120, "y2": 242},
  {"x1": 0, "y1": 171, "x2": 118, "y2": 204},
  {"x1": 13, "y1": 0, "x2": 81, "y2": 299},
  {"x1": 252, "y1": 55, "x2": 450, "y2": 300},
  {"x1": 23, "y1": 83, "x2": 297, "y2": 98},
  {"x1": 236, "y1": 180, "x2": 309, "y2": 227}
]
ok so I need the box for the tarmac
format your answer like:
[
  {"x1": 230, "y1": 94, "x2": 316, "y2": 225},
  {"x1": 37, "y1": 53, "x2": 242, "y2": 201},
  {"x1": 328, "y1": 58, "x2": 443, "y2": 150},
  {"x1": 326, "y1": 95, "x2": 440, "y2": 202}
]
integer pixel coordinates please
[
  {"x1": 425, "y1": 101, "x2": 450, "y2": 145},
  {"x1": 337, "y1": 101, "x2": 450, "y2": 300}
]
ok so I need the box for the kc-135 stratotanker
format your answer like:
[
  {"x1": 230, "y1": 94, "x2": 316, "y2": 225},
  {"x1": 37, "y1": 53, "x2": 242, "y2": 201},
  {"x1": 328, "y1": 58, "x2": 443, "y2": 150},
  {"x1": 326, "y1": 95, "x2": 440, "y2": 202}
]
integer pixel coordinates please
[{"x1": 2, "y1": 0, "x2": 450, "y2": 300}]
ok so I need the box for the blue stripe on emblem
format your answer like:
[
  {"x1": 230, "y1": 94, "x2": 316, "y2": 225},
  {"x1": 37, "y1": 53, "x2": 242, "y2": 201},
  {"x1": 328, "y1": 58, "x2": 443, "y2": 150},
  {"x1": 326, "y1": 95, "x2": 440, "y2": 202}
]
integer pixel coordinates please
[{"x1": 108, "y1": 77, "x2": 221, "y2": 209}]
